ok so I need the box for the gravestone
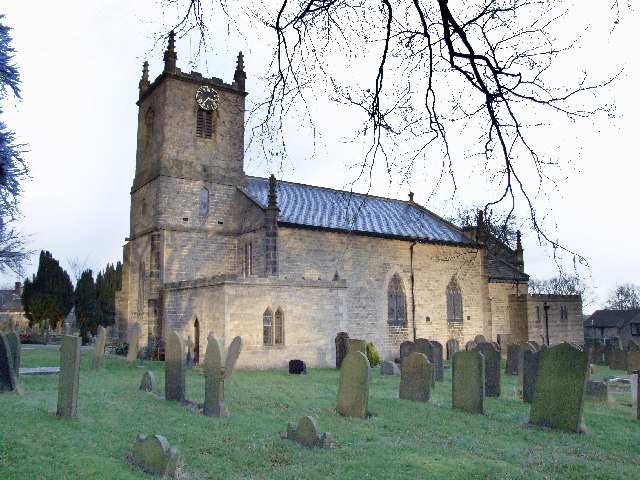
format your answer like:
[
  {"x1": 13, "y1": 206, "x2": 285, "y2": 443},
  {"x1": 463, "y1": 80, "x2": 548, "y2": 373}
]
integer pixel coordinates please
[
  {"x1": 335, "y1": 332, "x2": 349, "y2": 368},
  {"x1": 131, "y1": 434, "x2": 182, "y2": 478},
  {"x1": 592, "y1": 342, "x2": 606, "y2": 365},
  {"x1": 585, "y1": 380, "x2": 609, "y2": 403},
  {"x1": 336, "y1": 350, "x2": 370, "y2": 418},
  {"x1": 57, "y1": 335, "x2": 81, "y2": 418},
  {"x1": 203, "y1": 335, "x2": 242, "y2": 417},
  {"x1": 411, "y1": 339, "x2": 435, "y2": 386},
  {"x1": 465, "y1": 340, "x2": 477, "y2": 351},
  {"x1": 476, "y1": 342, "x2": 501, "y2": 397},
  {"x1": 399, "y1": 352, "x2": 432, "y2": 402},
  {"x1": 519, "y1": 343, "x2": 537, "y2": 382},
  {"x1": 529, "y1": 342, "x2": 589, "y2": 433},
  {"x1": 346, "y1": 338, "x2": 367, "y2": 355},
  {"x1": 126, "y1": 322, "x2": 140, "y2": 363},
  {"x1": 602, "y1": 343, "x2": 614, "y2": 366},
  {"x1": 505, "y1": 343, "x2": 519, "y2": 375},
  {"x1": 399, "y1": 340, "x2": 414, "y2": 363},
  {"x1": 609, "y1": 348, "x2": 627, "y2": 371},
  {"x1": 6, "y1": 329, "x2": 20, "y2": 378},
  {"x1": 140, "y1": 371, "x2": 157, "y2": 393},
  {"x1": 631, "y1": 373, "x2": 638, "y2": 411},
  {"x1": 0, "y1": 331, "x2": 17, "y2": 392},
  {"x1": 474, "y1": 334, "x2": 486, "y2": 345},
  {"x1": 165, "y1": 331, "x2": 186, "y2": 403},
  {"x1": 380, "y1": 360, "x2": 400, "y2": 375},
  {"x1": 627, "y1": 350, "x2": 640, "y2": 374},
  {"x1": 452, "y1": 350, "x2": 485, "y2": 414},
  {"x1": 428, "y1": 341, "x2": 444, "y2": 382},
  {"x1": 446, "y1": 339, "x2": 459, "y2": 360},
  {"x1": 289, "y1": 359, "x2": 306, "y2": 374},
  {"x1": 286, "y1": 416, "x2": 331, "y2": 448},
  {"x1": 522, "y1": 349, "x2": 540, "y2": 404},
  {"x1": 92, "y1": 325, "x2": 107, "y2": 370}
]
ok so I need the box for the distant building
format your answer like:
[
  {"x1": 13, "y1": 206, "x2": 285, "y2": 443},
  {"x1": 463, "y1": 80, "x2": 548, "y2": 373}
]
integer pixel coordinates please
[
  {"x1": 0, "y1": 282, "x2": 26, "y2": 330},
  {"x1": 584, "y1": 309, "x2": 640, "y2": 347}
]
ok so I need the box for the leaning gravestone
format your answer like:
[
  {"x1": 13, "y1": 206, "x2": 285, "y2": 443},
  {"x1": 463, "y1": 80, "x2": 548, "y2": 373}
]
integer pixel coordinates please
[
  {"x1": 131, "y1": 434, "x2": 182, "y2": 478},
  {"x1": 452, "y1": 350, "x2": 485, "y2": 414},
  {"x1": 287, "y1": 416, "x2": 331, "y2": 448},
  {"x1": 0, "y1": 331, "x2": 17, "y2": 392},
  {"x1": 203, "y1": 335, "x2": 242, "y2": 417},
  {"x1": 476, "y1": 342, "x2": 501, "y2": 397},
  {"x1": 529, "y1": 342, "x2": 589, "y2": 433},
  {"x1": 140, "y1": 371, "x2": 157, "y2": 393},
  {"x1": 337, "y1": 350, "x2": 370, "y2": 418},
  {"x1": 335, "y1": 332, "x2": 349, "y2": 368},
  {"x1": 57, "y1": 335, "x2": 81, "y2": 418},
  {"x1": 92, "y1": 325, "x2": 107, "y2": 370},
  {"x1": 6, "y1": 329, "x2": 20, "y2": 379},
  {"x1": 165, "y1": 331, "x2": 186, "y2": 403},
  {"x1": 399, "y1": 352, "x2": 432, "y2": 402},
  {"x1": 522, "y1": 349, "x2": 540, "y2": 404},
  {"x1": 126, "y1": 323, "x2": 141, "y2": 363}
]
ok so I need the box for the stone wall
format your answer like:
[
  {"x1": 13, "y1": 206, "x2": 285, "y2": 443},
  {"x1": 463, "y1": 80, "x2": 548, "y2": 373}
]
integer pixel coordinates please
[{"x1": 526, "y1": 294, "x2": 584, "y2": 345}]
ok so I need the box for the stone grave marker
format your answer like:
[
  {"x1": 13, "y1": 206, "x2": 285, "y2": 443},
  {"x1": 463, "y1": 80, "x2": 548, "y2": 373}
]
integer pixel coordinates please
[
  {"x1": 602, "y1": 343, "x2": 613, "y2": 366},
  {"x1": 505, "y1": 343, "x2": 519, "y2": 375},
  {"x1": 57, "y1": 335, "x2": 81, "y2": 418},
  {"x1": 131, "y1": 434, "x2": 182, "y2": 478},
  {"x1": 92, "y1": 325, "x2": 107, "y2": 370},
  {"x1": 446, "y1": 339, "x2": 459, "y2": 360},
  {"x1": 126, "y1": 322, "x2": 140, "y2": 363},
  {"x1": 399, "y1": 340, "x2": 414, "y2": 363},
  {"x1": 528, "y1": 342, "x2": 589, "y2": 433},
  {"x1": 380, "y1": 360, "x2": 400, "y2": 375},
  {"x1": 337, "y1": 350, "x2": 370, "y2": 418},
  {"x1": 585, "y1": 380, "x2": 610, "y2": 403},
  {"x1": 335, "y1": 332, "x2": 349, "y2": 368},
  {"x1": 346, "y1": 338, "x2": 367, "y2": 355},
  {"x1": 519, "y1": 343, "x2": 537, "y2": 382},
  {"x1": 411, "y1": 338, "x2": 435, "y2": 386},
  {"x1": 286, "y1": 416, "x2": 331, "y2": 448},
  {"x1": 592, "y1": 342, "x2": 606, "y2": 366},
  {"x1": 474, "y1": 334, "x2": 486, "y2": 345},
  {"x1": 0, "y1": 331, "x2": 17, "y2": 392},
  {"x1": 203, "y1": 335, "x2": 242, "y2": 417},
  {"x1": 289, "y1": 359, "x2": 306, "y2": 374},
  {"x1": 627, "y1": 350, "x2": 640, "y2": 374},
  {"x1": 428, "y1": 340, "x2": 444, "y2": 382},
  {"x1": 522, "y1": 349, "x2": 540, "y2": 404},
  {"x1": 609, "y1": 348, "x2": 627, "y2": 372},
  {"x1": 465, "y1": 340, "x2": 477, "y2": 351},
  {"x1": 6, "y1": 329, "x2": 20, "y2": 378},
  {"x1": 631, "y1": 373, "x2": 638, "y2": 411},
  {"x1": 165, "y1": 331, "x2": 186, "y2": 403},
  {"x1": 476, "y1": 342, "x2": 501, "y2": 397},
  {"x1": 399, "y1": 352, "x2": 432, "y2": 402},
  {"x1": 452, "y1": 350, "x2": 485, "y2": 414},
  {"x1": 140, "y1": 371, "x2": 157, "y2": 393}
]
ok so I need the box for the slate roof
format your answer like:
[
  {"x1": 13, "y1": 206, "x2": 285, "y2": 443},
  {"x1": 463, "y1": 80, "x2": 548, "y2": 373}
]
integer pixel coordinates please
[
  {"x1": 242, "y1": 176, "x2": 474, "y2": 246},
  {"x1": 584, "y1": 309, "x2": 640, "y2": 329}
]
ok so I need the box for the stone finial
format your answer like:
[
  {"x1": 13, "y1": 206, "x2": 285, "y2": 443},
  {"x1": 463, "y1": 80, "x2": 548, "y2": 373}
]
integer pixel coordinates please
[
  {"x1": 287, "y1": 416, "x2": 331, "y2": 448},
  {"x1": 163, "y1": 31, "x2": 178, "y2": 72},
  {"x1": 131, "y1": 434, "x2": 183, "y2": 478},
  {"x1": 234, "y1": 51, "x2": 246, "y2": 90},
  {"x1": 515, "y1": 230, "x2": 524, "y2": 271},
  {"x1": 139, "y1": 61, "x2": 150, "y2": 95},
  {"x1": 476, "y1": 209, "x2": 487, "y2": 243},
  {"x1": 408, "y1": 191, "x2": 414, "y2": 202},
  {"x1": 268, "y1": 174, "x2": 278, "y2": 209}
]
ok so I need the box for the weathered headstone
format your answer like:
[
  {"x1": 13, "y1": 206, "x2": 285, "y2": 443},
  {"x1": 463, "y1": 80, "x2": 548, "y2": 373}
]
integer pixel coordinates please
[
  {"x1": 631, "y1": 373, "x2": 638, "y2": 411},
  {"x1": 92, "y1": 325, "x2": 107, "y2": 370},
  {"x1": 165, "y1": 331, "x2": 186, "y2": 403},
  {"x1": 399, "y1": 352, "x2": 432, "y2": 402},
  {"x1": 131, "y1": 434, "x2": 182, "y2": 478},
  {"x1": 609, "y1": 348, "x2": 627, "y2": 372},
  {"x1": 474, "y1": 334, "x2": 486, "y2": 345},
  {"x1": 585, "y1": 380, "x2": 610, "y2": 403},
  {"x1": 446, "y1": 338, "x2": 459, "y2": 360},
  {"x1": 126, "y1": 322, "x2": 140, "y2": 363},
  {"x1": 286, "y1": 416, "x2": 331, "y2": 448},
  {"x1": 380, "y1": 360, "x2": 400, "y2": 375},
  {"x1": 452, "y1": 350, "x2": 485, "y2": 414},
  {"x1": 519, "y1": 343, "x2": 537, "y2": 382},
  {"x1": 627, "y1": 350, "x2": 640, "y2": 374},
  {"x1": 57, "y1": 335, "x2": 81, "y2": 417},
  {"x1": 289, "y1": 359, "x2": 306, "y2": 374},
  {"x1": 592, "y1": 342, "x2": 606, "y2": 365},
  {"x1": 529, "y1": 342, "x2": 589, "y2": 433},
  {"x1": 203, "y1": 335, "x2": 242, "y2": 417},
  {"x1": 336, "y1": 350, "x2": 370, "y2": 418},
  {"x1": 0, "y1": 331, "x2": 17, "y2": 392},
  {"x1": 346, "y1": 338, "x2": 367, "y2": 355},
  {"x1": 335, "y1": 332, "x2": 349, "y2": 368},
  {"x1": 601, "y1": 343, "x2": 613, "y2": 366},
  {"x1": 429, "y1": 340, "x2": 444, "y2": 382},
  {"x1": 505, "y1": 343, "x2": 519, "y2": 375},
  {"x1": 140, "y1": 371, "x2": 157, "y2": 393},
  {"x1": 6, "y1": 329, "x2": 20, "y2": 379},
  {"x1": 465, "y1": 340, "x2": 477, "y2": 351},
  {"x1": 399, "y1": 340, "x2": 414, "y2": 363},
  {"x1": 412, "y1": 338, "x2": 430, "y2": 356},
  {"x1": 476, "y1": 342, "x2": 501, "y2": 397},
  {"x1": 522, "y1": 349, "x2": 540, "y2": 404}
]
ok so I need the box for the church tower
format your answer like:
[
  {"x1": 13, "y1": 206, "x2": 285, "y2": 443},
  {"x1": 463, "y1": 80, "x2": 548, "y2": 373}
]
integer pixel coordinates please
[{"x1": 116, "y1": 32, "x2": 248, "y2": 350}]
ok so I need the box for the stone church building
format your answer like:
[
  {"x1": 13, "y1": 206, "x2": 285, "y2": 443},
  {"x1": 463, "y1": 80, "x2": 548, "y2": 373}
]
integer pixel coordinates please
[{"x1": 114, "y1": 33, "x2": 583, "y2": 369}]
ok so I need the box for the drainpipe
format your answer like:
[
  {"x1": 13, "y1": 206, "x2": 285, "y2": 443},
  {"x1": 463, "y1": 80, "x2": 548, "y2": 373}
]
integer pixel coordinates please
[{"x1": 410, "y1": 241, "x2": 417, "y2": 341}]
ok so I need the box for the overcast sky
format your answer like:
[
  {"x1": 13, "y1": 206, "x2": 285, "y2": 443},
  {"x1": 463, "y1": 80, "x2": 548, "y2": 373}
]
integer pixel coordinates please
[{"x1": 1, "y1": 1, "x2": 638, "y2": 312}]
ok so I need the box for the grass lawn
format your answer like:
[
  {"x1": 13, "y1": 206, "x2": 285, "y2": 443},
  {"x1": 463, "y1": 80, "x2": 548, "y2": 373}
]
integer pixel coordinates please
[{"x1": 0, "y1": 345, "x2": 638, "y2": 479}]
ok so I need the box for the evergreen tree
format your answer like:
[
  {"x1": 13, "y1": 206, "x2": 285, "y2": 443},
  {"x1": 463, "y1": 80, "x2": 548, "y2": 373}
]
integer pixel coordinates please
[
  {"x1": 95, "y1": 262, "x2": 122, "y2": 327},
  {"x1": 21, "y1": 251, "x2": 74, "y2": 329},
  {"x1": 74, "y1": 269, "x2": 99, "y2": 343}
]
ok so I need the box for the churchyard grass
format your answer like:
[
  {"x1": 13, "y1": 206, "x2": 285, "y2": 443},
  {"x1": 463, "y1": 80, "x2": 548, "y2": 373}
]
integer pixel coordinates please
[{"x1": 1, "y1": 346, "x2": 638, "y2": 479}]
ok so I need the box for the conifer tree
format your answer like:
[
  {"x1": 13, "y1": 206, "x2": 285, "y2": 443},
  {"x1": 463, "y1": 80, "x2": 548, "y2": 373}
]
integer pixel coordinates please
[
  {"x1": 95, "y1": 262, "x2": 122, "y2": 327},
  {"x1": 74, "y1": 269, "x2": 99, "y2": 343}
]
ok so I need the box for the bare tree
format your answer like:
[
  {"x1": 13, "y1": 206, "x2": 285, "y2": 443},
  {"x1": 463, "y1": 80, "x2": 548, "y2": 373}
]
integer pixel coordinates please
[
  {"x1": 603, "y1": 283, "x2": 640, "y2": 311},
  {"x1": 528, "y1": 274, "x2": 593, "y2": 306},
  {"x1": 157, "y1": 1, "x2": 616, "y2": 265}
]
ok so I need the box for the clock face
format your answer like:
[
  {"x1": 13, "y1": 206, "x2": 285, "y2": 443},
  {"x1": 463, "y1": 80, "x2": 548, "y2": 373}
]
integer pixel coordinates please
[{"x1": 195, "y1": 86, "x2": 220, "y2": 111}]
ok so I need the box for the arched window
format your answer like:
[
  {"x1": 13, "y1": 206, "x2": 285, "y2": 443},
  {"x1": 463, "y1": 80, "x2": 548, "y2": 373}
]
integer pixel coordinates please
[
  {"x1": 274, "y1": 308, "x2": 284, "y2": 345},
  {"x1": 199, "y1": 187, "x2": 209, "y2": 215},
  {"x1": 446, "y1": 277, "x2": 463, "y2": 322},
  {"x1": 387, "y1": 274, "x2": 407, "y2": 325},
  {"x1": 263, "y1": 308, "x2": 273, "y2": 345}
]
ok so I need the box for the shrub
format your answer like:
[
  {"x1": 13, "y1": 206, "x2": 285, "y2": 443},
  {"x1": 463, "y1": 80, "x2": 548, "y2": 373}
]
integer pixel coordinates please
[
  {"x1": 366, "y1": 342, "x2": 380, "y2": 366},
  {"x1": 114, "y1": 342, "x2": 129, "y2": 356}
]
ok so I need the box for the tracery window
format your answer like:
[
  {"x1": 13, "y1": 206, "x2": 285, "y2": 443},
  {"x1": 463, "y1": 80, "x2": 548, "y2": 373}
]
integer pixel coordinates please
[
  {"x1": 387, "y1": 274, "x2": 407, "y2": 326},
  {"x1": 446, "y1": 277, "x2": 463, "y2": 322}
]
